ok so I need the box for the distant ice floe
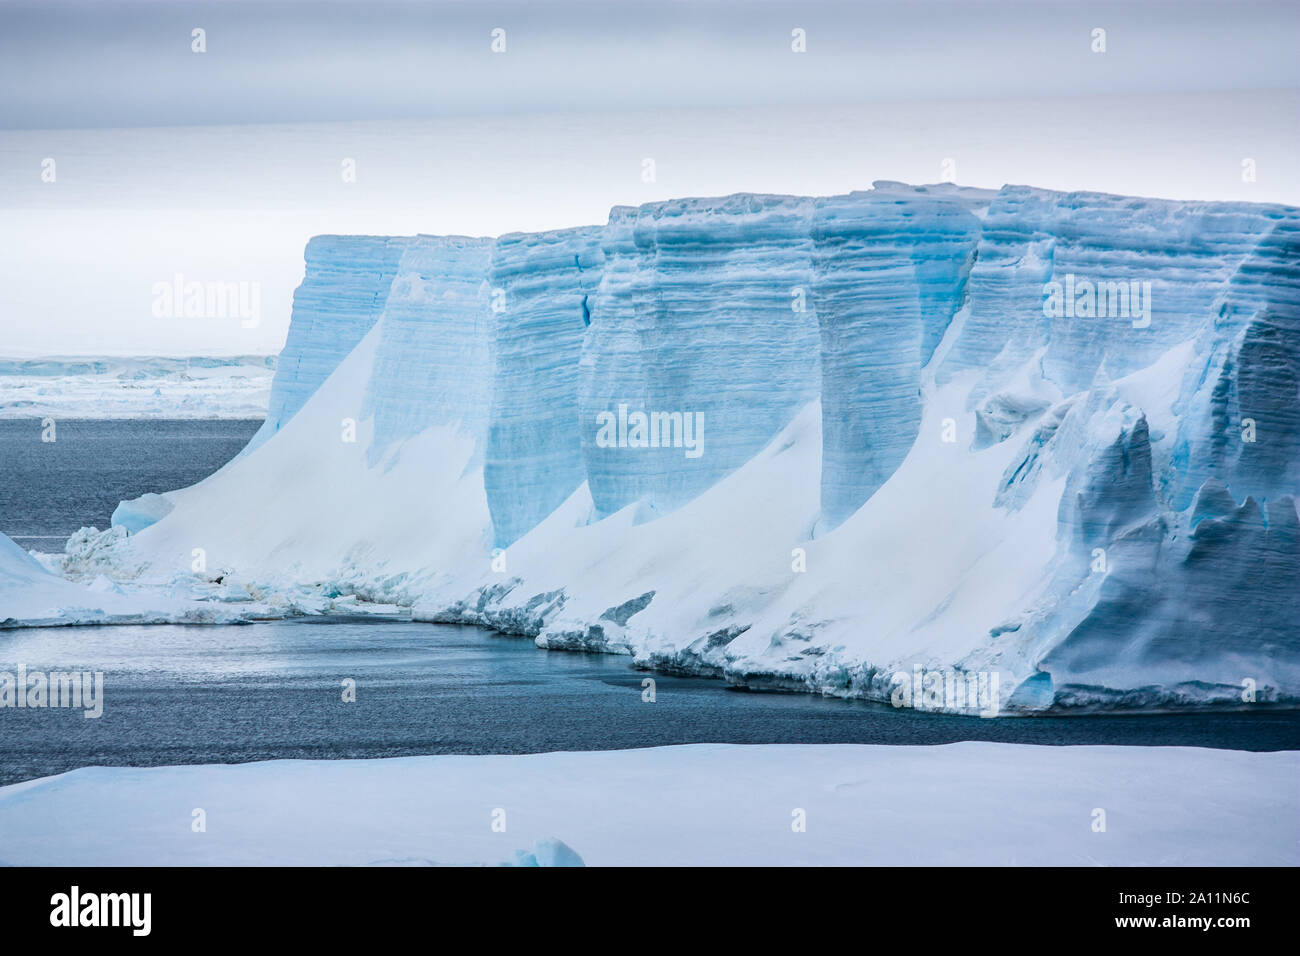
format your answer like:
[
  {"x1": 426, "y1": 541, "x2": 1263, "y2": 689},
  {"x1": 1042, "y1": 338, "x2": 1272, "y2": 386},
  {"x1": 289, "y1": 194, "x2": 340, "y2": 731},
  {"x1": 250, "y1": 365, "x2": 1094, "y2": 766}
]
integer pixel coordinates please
[{"x1": 0, "y1": 355, "x2": 274, "y2": 420}]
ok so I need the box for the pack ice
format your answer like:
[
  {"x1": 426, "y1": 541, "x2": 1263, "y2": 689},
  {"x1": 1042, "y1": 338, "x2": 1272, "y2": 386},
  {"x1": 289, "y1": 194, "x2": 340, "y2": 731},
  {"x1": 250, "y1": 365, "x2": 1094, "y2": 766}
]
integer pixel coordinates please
[
  {"x1": 0, "y1": 355, "x2": 275, "y2": 420},
  {"x1": 78, "y1": 182, "x2": 1300, "y2": 711}
]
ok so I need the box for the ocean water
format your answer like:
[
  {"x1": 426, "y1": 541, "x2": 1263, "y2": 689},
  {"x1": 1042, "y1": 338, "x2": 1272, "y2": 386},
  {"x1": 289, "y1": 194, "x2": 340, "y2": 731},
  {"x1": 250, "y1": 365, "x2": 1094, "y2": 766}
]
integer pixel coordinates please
[
  {"x1": 0, "y1": 618, "x2": 1296, "y2": 785},
  {"x1": 0, "y1": 418, "x2": 262, "y2": 550}
]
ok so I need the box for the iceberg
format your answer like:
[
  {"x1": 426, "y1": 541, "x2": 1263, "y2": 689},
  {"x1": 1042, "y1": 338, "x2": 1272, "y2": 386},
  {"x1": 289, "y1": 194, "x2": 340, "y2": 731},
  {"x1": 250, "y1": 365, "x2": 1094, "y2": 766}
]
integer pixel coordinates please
[
  {"x1": 812, "y1": 183, "x2": 991, "y2": 527},
  {"x1": 105, "y1": 182, "x2": 1299, "y2": 711}
]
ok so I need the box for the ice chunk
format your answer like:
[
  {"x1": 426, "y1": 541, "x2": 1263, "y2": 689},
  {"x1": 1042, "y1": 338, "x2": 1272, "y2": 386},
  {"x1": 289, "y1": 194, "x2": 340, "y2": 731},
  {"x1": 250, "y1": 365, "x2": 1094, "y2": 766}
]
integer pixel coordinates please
[{"x1": 111, "y1": 492, "x2": 174, "y2": 535}]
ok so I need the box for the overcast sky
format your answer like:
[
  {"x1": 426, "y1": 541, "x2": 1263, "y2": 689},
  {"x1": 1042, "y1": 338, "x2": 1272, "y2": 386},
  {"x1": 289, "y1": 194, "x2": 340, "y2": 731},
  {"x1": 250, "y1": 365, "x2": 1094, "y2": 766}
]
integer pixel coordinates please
[
  {"x1": 1, "y1": 0, "x2": 1296, "y2": 355},
  {"x1": 3, "y1": 0, "x2": 1298, "y2": 129}
]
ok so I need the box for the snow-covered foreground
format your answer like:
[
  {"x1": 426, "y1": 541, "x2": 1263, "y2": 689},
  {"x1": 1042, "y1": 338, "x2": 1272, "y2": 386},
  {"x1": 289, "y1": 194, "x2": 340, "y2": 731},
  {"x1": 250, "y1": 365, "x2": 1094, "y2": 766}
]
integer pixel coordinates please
[{"x1": 0, "y1": 743, "x2": 1293, "y2": 866}]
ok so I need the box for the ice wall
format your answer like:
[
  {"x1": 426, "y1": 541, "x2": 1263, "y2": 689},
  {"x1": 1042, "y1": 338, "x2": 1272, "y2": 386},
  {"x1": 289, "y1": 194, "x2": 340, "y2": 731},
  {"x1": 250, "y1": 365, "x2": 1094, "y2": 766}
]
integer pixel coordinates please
[
  {"x1": 939, "y1": 187, "x2": 1299, "y2": 399},
  {"x1": 362, "y1": 236, "x2": 493, "y2": 465},
  {"x1": 1168, "y1": 218, "x2": 1300, "y2": 509},
  {"x1": 811, "y1": 183, "x2": 990, "y2": 528},
  {"x1": 245, "y1": 235, "x2": 410, "y2": 453},
  {"x1": 580, "y1": 194, "x2": 821, "y2": 520},
  {"x1": 963, "y1": 197, "x2": 1300, "y2": 706},
  {"x1": 354, "y1": 229, "x2": 603, "y2": 545},
  {"x1": 486, "y1": 226, "x2": 604, "y2": 546}
]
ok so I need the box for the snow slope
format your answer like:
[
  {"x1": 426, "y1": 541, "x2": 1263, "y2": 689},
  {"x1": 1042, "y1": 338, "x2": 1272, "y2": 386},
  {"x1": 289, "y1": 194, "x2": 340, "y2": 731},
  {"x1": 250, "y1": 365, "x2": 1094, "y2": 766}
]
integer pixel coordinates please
[
  {"x1": 100, "y1": 182, "x2": 1300, "y2": 711},
  {"x1": 0, "y1": 743, "x2": 1292, "y2": 866}
]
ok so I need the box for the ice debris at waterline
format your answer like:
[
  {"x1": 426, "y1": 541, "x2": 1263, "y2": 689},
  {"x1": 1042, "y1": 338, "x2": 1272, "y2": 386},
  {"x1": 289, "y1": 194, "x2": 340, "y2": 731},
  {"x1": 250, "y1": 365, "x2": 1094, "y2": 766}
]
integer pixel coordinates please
[
  {"x1": 0, "y1": 528, "x2": 253, "y2": 627},
  {"x1": 30, "y1": 181, "x2": 1300, "y2": 712},
  {"x1": 0, "y1": 527, "x2": 407, "y2": 628}
]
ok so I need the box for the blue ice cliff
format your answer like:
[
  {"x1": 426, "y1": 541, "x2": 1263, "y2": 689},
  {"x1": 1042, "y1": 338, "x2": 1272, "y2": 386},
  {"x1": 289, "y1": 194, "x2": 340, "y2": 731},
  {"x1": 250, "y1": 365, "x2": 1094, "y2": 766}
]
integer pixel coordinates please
[
  {"x1": 102, "y1": 182, "x2": 1300, "y2": 713},
  {"x1": 243, "y1": 235, "x2": 410, "y2": 455}
]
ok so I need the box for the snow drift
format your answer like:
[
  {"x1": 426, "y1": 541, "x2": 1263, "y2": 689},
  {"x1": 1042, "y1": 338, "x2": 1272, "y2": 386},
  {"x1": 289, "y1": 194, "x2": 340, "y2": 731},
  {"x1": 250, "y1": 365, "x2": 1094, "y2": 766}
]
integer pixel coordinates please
[{"x1": 102, "y1": 182, "x2": 1300, "y2": 712}]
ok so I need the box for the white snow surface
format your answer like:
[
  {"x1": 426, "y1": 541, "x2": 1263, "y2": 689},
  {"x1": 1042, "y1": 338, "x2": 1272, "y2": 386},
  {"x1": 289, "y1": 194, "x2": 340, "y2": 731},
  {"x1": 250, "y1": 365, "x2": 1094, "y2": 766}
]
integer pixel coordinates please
[{"x1": 0, "y1": 743, "x2": 1292, "y2": 866}]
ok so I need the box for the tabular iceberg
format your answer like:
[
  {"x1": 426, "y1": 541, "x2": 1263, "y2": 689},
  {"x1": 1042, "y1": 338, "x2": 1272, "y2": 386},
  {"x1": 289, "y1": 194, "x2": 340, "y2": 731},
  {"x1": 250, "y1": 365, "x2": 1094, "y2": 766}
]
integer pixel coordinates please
[{"x1": 98, "y1": 181, "x2": 1300, "y2": 713}]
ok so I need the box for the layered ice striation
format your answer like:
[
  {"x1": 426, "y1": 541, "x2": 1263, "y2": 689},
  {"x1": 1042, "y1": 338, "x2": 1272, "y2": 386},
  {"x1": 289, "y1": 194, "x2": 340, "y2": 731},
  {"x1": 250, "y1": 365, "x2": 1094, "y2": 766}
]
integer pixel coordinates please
[
  {"x1": 1169, "y1": 218, "x2": 1300, "y2": 510},
  {"x1": 362, "y1": 236, "x2": 493, "y2": 465},
  {"x1": 244, "y1": 236, "x2": 409, "y2": 454},
  {"x1": 357, "y1": 229, "x2": 602, "y2": 545},
  {"x1": 111, "y1": 183, "x2": 1300, "y2": 711},
  {"x1": 487, "y1": 227, "x2": 603, "y2": 545},
  {"x1": 812, "y1": 183, "x2": 991, "y2": 528},
  {"x1": 940, "y1": 187, "x2": 1299, "y2": 396},
  {"x1": 581, "y1": 195, "x2": 821, "y2": 520}
]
